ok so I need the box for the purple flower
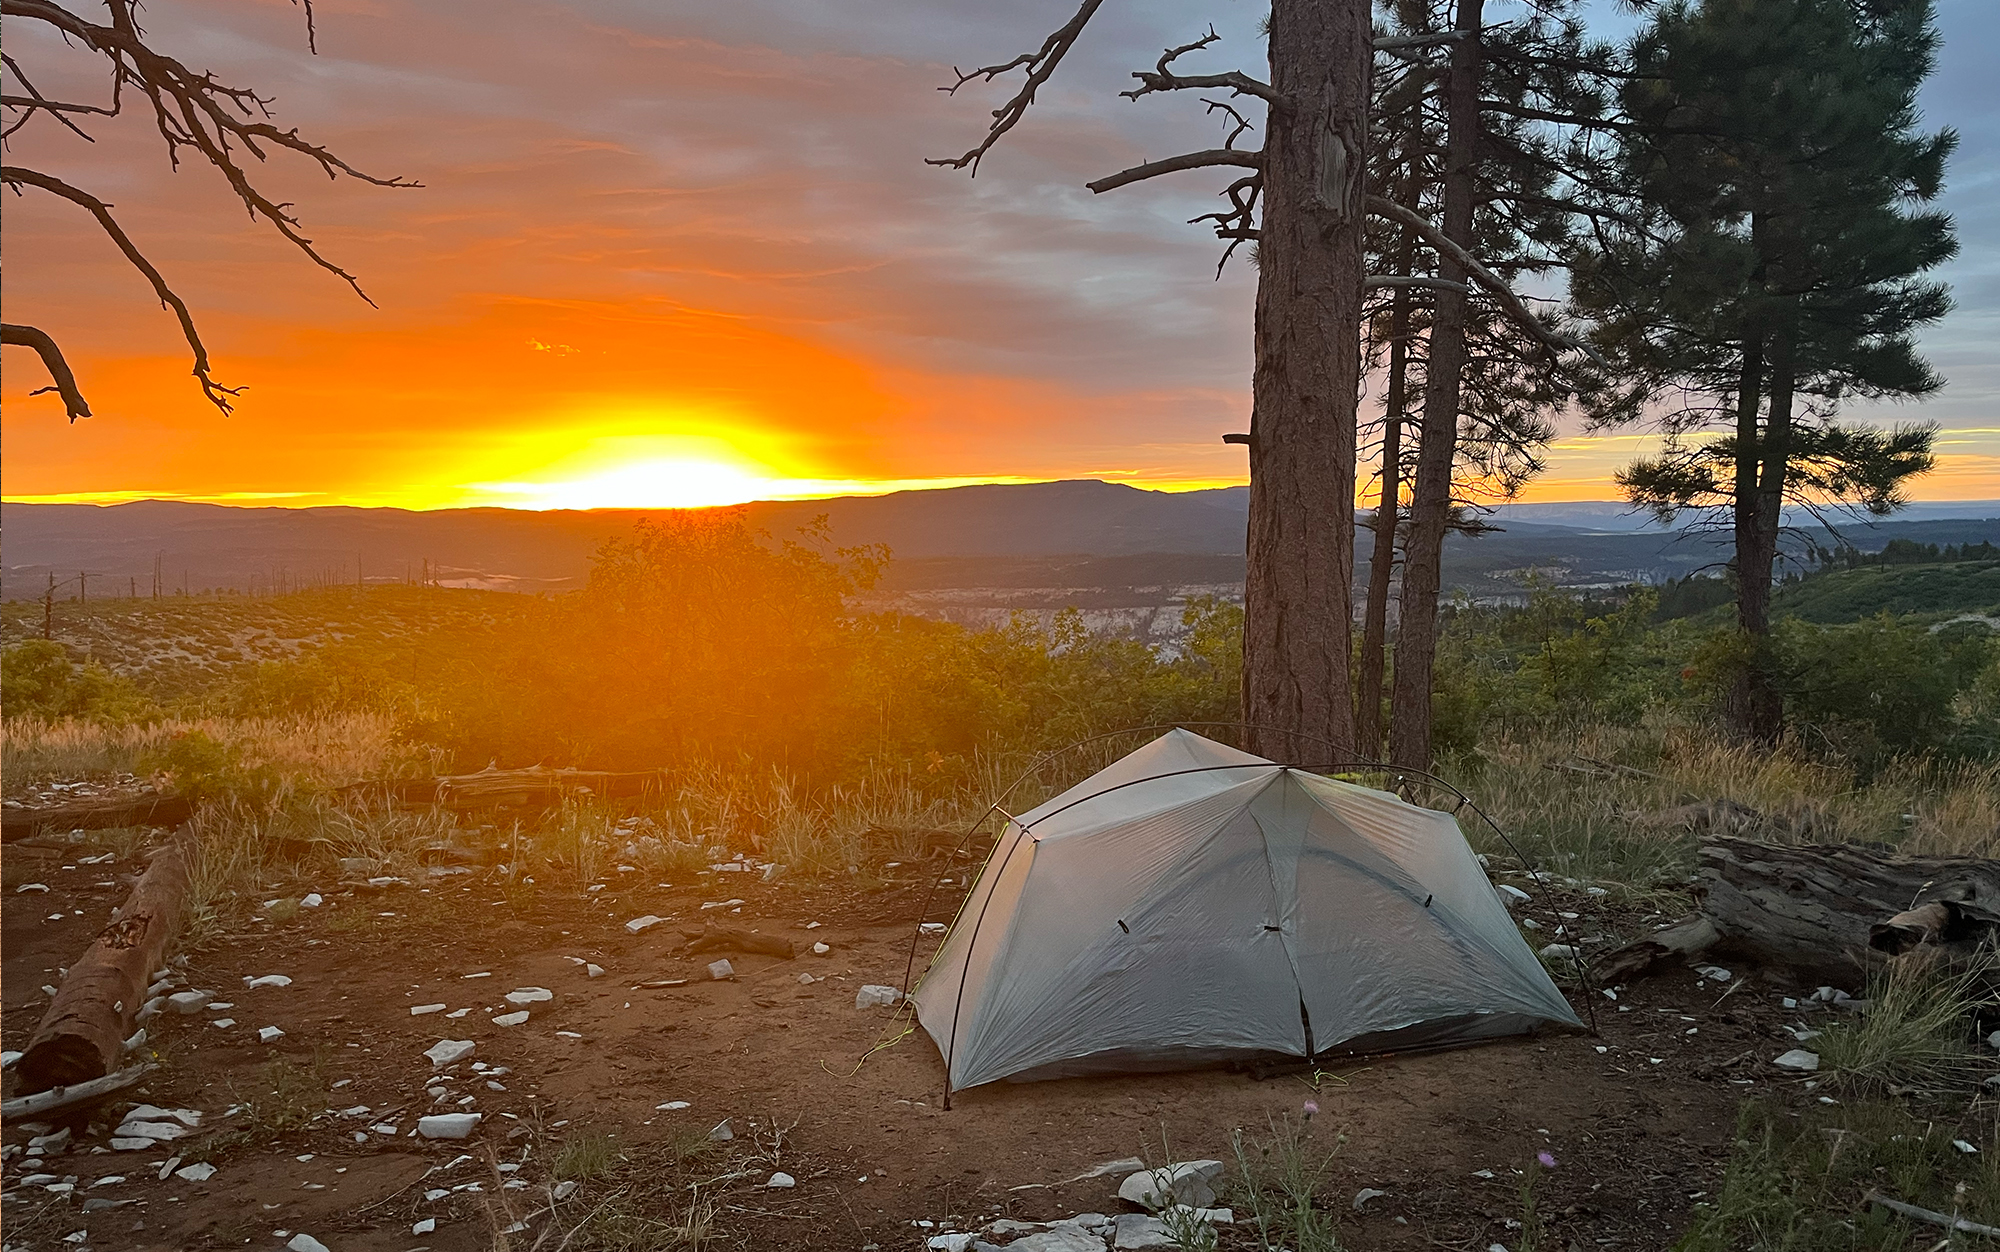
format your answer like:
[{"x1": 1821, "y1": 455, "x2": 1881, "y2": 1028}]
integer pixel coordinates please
[
  {"x1": 1536, "y1": 1151, "x2": 1558, "y2": 1169},
  {"x1": 1302, "y1": 1100, "x2": 1319, "y2": 1120}
]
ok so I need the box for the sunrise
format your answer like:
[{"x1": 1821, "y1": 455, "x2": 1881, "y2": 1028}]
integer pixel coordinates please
[{"x1": 4, "y1": 0, "x2": 1998, "y2": 1246}]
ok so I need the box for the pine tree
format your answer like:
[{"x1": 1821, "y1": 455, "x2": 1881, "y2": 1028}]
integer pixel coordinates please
[{"x1": 1573, "y1": 0, "x2": 1956, "y2": 743}]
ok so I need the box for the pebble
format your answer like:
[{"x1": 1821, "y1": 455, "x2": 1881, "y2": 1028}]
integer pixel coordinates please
[
  {"x1": 625, "y1": 915, "x2": 666, "y2": 933},
  {"x1": 244, "y1": 975, "x2": 294, "y2": 989},
  {"x1": 812, "y1": 942, "x2": 831, "y2": 955},
  {"x1": 707, "y1": 960, "x2": 735, "y2": 981},
  {"x1": 854, "y1": 985, "x2": 901, "y2": 1009},
  {"x1": 708, "y1": 1120, "x2": 733, "y2": 1142},
  {"x1": 259, "y1": 1026, "x2": 286, "y2": 1043},
  {"x1": 300, "y1": 893, "x2": 323, "y2": 908},
  {"x1": 176, "y1": 1162, "x2": 217, "y2": 1182},
  {"x1": 553, "y1": 1180, "x2": 579, "y2": 1200},
  {"x1": 493, "y1": 1011, "x2": 530, "y2": 1027},
  {"x1": 1117, "y1": 1160, "x2": 1224, "y2": 1209},
  {"x1": 1773, "y1": 1049, "x2": 1821, "y2": 1072},
  {"x1": 1496, "y1": 884, "x2": 1531, "y2": 905},
  {"x1": 656, "y1": 1101, "x2": 691, "y2": 1111},
  {"x1": 411, "y1": 1004, "x2": 447, "y2": 1016},
  {"x1": 767, "y1": 1171, "x2": 796, "y2": 1188},
  {"x1": 504, "y1": 987, "x2": 553, "y2": 1006},
  {"x1": 287, "y1": 1236, "x2": 332, "y2": 1252},
  {"x1": 167, "y1": 991, "x2": 210, "y2": 1015},
  {"x1": 212, "y1": 1018, "x2": 236, "y2": 1029},
  {"x1": 413, "y1": 1218, "x2": 436, "y2": 1235},
  {"x1": 585, "y1": 964, "x2": 605, "y2": 979}
]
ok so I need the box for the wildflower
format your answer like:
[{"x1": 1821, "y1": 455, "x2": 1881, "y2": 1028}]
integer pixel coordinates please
[
  {"x1": 1302, "y1": 1100, "x2": 1318, "y2": 1121},
  {"x1": 1536, "y1": 1151, "x2": 1557, "y2": 1169}
]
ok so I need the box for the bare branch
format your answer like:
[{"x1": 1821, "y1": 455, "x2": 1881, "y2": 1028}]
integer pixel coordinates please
[
  {"x1": 1, "y1": 52, "x2": 111, "y2": 141},
  {"x1": 1367, "y1": 275, "x2": 1473, "y2": 294},
  {"x1": 1121, "y1": 27, "x2": 1289, "y2": 111},
  {"x1": 1087, "y1": 148, "x2": 1261, "y2": 195},
  {"x1": 1202, "y1": 98, "x2": 1254, "y2": 150},
  {"x1": 1, "y1": 323, "x2": 91, "y2": 420},
  {"x1": 1365, "y1": 193, "x2": 1608, "y2": 369},
  {"x1": 1373, "y1": 31, "x2": 1472, "y2": 51},
  {"x1": 4, "y1": 165, "x2": 242, "y2": 414},
  {"x1": 927, "y1": 0, "x2": 1105, "y2": 174}
]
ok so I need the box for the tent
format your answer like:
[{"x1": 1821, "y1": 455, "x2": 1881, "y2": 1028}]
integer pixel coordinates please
[{"x1": 910, "y1": 729, "x2": 1580, "y2": 1092}]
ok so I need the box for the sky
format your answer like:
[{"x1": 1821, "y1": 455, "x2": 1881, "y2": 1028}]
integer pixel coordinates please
[{"x1": 2, "y1": 0, "x2": 1995, "y2": 510}]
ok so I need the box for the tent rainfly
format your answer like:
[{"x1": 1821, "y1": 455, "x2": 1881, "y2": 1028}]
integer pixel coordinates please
[{"x1": 911, "y1": 730, "x2": 1581, "y2": 1093}]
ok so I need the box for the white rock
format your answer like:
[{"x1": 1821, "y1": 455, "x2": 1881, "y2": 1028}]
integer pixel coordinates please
[
  {"x1": 1773, "y1": 1049, "x2": 1821, "y2": 1072},
  {"x1": 656, "y1": 1101, "x2": 691, "y2": 1111},
  {"x1": 854, "y1": 984, "x2": 901, "y2": 1009},
  {"x1": 493, "y1": 1011, "x2": 530, "y2": 1027},
  {"x1": 0, "y1": 1050, "x2": 20, "y2": 1069},
  {"x1": 805, "y1": 921, "x2": 821, "y2": 929},
  {"x1": 1117, "y1": 1160, "x2": 1225, "y2": 1209},
  {"x1": 211, "y1": 1018, "x2": 236, "y2": 1029},
  {"x1": 1953, "y1": 1139, "x2": 1978, "y2": 1154},
  {"x1": 175, "y1": 1162, "x2": 216, "y2": 1182},
  {"x1": 553, "y1": 1180, "x2": 579, "y2": 1200},
  {"x1": 766, "y1": 1171, "x2": 796, "y2": 1188},
  {"x1": 708, "y1": 1119, "x2": 733, "y2": 1141},
  {"x1": 244, "y1": 975, "x2": 293, "y2": 989},
  {"x1": 300, "y1": 893, "x2": 323, "y2": 907},
  {"x1": 112, "y1": 1121, "x2": 188, "y2": 1142},
  {"x1": 111, "y1": 1138, "x2": 156, "y2": 1151},
  {"x1": 425, "y1": 1039, "x2": 475, "y2": 1067},
  {"x1": 504, "y1": 987, "x2": 553, "y2": 1006},
  {"x1": 16, "y1": 882, "x2": 50, "y2": 893},
  {"x1": 412, "y1": 1218, "x2": 436, "y2": 1234},
  {"x1": 287, "y1": 1235, "x2": 332, "y2": 1252},
  {"x1": 1112, "y1": 1214, "x2": 1177, "y2": 1249},
  {"x1": 258, "y1": 1026, "x2": 286, "y2": 1044},
  {"x1": 416, "y1": 1113, "x2": 482, "y2": 1140},
  {"x1": 927, "y1": 1235, "x2": 974, "y2": 1252},
  {"x1": 1988, "y1": 1029, "x2": 2000, "y2": 1052},
  {"x1": 128, "y1": 1104, "x2": 202, "y2": 1128},
  {"x1": 1353, "y1": 1187, "x2": 1388, "y2": 1210},
  {"x1": 1496, "y1": 884, "x2": 1531, "y2": 906},
  {"x1": 585, "y1": 964, "x2": 605, "y2": 979},
  {"x1": 812, "y1": 942, "x2": 831, "y2": 955},
  {"x1": 1007, "y1": 1228, "x2": 1106, "y2": 1252},
  {"x1": 167, "y1": 991, "x2": 210, "y2": 1015},
  {"x1": 411, "y1": 1004, "x2": 446, "y2": 1016},
  {"x1": 706, "y1": 959, "x2": 735, "y2": 981},
  {"x1": 625, "y1": 915, "x2": 666, "y2": 933},
  {"x1": 919, "y1": 922, "x2": 946, "y2": 934},
  {"x1": 798, "y1": 973, "x2": 816, "y2": 984}
]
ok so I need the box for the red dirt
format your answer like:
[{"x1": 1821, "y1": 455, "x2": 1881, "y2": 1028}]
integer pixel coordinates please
[{"x1": 4, "y1": 833, "x2": 1839, "y2": 1250}]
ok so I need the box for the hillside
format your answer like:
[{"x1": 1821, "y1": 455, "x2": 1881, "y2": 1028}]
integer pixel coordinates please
[{"x1": 1775, "y1": 559, "x2": 2000, "y2": 624}]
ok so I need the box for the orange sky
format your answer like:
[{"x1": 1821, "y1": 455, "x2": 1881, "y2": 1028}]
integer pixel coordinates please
[{"x1": 3, "y1": 0, "x2": 1994, "y2": 510}]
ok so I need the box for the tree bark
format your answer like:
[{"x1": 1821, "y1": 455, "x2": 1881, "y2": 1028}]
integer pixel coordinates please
[
  {"x1": 1356, "y1": 273, "x2": 1413, "y2": 759},
  {"x1": 18, "y1": 840, "x2": 194, "y2": 1093},
  {"x1": 1735, "y1": 322, "x2": 1793, "y2": 745},
  {"x1": 1388, "y1": 0, "x2": 1482, "y2": 772},
  {"x1": 1241, "y1": 0, "x2": 1373, "y2": 766}
]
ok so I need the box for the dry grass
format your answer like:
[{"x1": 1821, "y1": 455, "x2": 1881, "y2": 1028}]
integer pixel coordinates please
[
  {"x1": 0, "y1": 711, "x2": 425, "y2": 793},
  {"x1": 1815, "y1": 950, "x2": 1996, "y2": 1095}
]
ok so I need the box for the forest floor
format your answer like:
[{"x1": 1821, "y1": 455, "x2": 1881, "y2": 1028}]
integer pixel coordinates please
[{"x1": 11, "y1": 814, "x2": 1978, "y2": 1252}]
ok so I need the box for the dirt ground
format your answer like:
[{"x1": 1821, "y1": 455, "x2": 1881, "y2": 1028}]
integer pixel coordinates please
[{"x1": 1, "y1": 827, "x2": 1873, "y2": 1252}]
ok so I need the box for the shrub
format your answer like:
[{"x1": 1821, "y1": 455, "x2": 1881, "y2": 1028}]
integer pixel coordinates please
[{"x1": 1, "y1": 639, "x2": 152, "y2": 721}]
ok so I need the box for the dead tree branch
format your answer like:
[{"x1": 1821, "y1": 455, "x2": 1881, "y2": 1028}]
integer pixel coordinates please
[
  {"x1": 0, "y1": 323, "x2": 92, "y2": 420},
  {"x1": 1121, "y1": 26, "x2": 1289, "y2": 111},
  {"x1": 1087, "y1": 147, "x2": 1262, "y2": 195},
  {"x1": 4, "y1": 165, "x2": 244, "y2": 413},
  {"x1": 927, "y1": 0, "x2": 1105, "y2": 173},
  {"x1": 1365, "y1": 193, "x2": 1607, "y2": 368},
  {"x1": 1367, "y1": 275, "x2": 1473, "y2": 294}
]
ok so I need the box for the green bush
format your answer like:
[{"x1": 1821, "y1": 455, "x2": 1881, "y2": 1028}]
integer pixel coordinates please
[{"x1": 0, "y1": 639, "x2": 153, "y2": 721}]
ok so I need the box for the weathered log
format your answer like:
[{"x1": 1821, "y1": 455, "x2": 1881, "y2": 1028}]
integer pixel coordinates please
[
  {"x1": 16, "y1": 840, "x2": 195, "y2": 1094},
  {"x1": 1865, "y1": 1191, "x2": 2000, "y2": 1239},
  {"x1": 1, "y1": 791, "x2": 192, "y2": 843},
  {"x1": 0, "y1": 1062, "x2": 156, "y2": 1120},
  {"x1": 434, "y1": 767, "x2": 668, "y2": 811},
  {"x1": 681, "y1": 927, "x2": 795, "y2": 960},
  {"x1": 1596, "y1": 837, "x2": 2000, "y2": 984}
]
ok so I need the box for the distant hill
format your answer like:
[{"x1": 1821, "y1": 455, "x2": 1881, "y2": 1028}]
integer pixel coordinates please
[
  {"x1": 6, "y1": 483, "x2": 1998, "y2": 602},
  {"x1": 1773, "y1": 560, "x2": 2000, "y2": 624}
]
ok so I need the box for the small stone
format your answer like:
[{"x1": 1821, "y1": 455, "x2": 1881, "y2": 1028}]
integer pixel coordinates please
[
  {"x1": 504, "y1": 987, "x2": 553, "y2": 1006},
  {"x1": 1007, "y1": 1228, "x2": 1107, "y2": 1252},
  {"x1": 417, "y1": 1113, "x2": 483, "y2": 1140},
  {"x1": 766, "y1": 1171, "x2": 796, "y2": 1188},
  {"x1": 175, "y1": 1162, "x2": 217, "y2": 1182},
  {"x1": 167, "y1": 991, "x2": 209, "y2": 1015},
  {"x1": 1953, "y1": 1139, "x2": 1978, "y2": 1154},
  {"x1": 112, "y1": 1120, "x2": 188, "y2": 1142},
  {"x1": 411, "y1": 1004, "x2": 447, "y2": 1016},
  {"x1": 1112, "y1": 1214, "x2": 1176, "y2": 1249},
  {"x1": 798, "y1": 973, "x2": 816, "y2": 984},
  {"x1": 425, "y1": 1039, "x2": 476, "y2": 1067},
  {"x1": 300, "y1": 893, "x2": 323, "y2": 907},
  {"x1": 413, "y1": 1218, "x2": 436, "y2": 1234},
  {"x1": 927, "y1": 1235, "x2": 974, "y2": 1252},
  {"x1": 708, "y1": 1119, "x2": 733, "y2": 1141},
  {"x1": 553, "y1": 1179, "x2": 579, "y2": 1200},
  {"x1": 656, "y1": 1101, "x2": 691, "y2": 1110},
  {"x1": 585, "y1": 964, "x2": 605, "y2": 979},
  {"x1": 854, "y1": 985, "x2": 901, "y2": 1009},
  {"x1": 1117, "y1": 1160, "x2": 1225, "y2": 1209},
  {"x1": 211, "y1": 1017, "x2": 236, "y2": 1029},
  {"x1": 244, "y1": 975, "x2": 293, "y2": 989},
  {"x1": 812, "y1": 942, "x2": 831, "y2": 955},
  {"x1": 493, "y1": 1011, "x2": 530, "y2": 1027},
  {"x1": 707, "y1": 959, "x2": 735, "y2": 981},
  {"x1": 919, "y1": 922, "x2": 946, "y2": 934},
  {"x1": 1496, "y1": 884, "x2": 1531, "y2": 906},
  {"x1": 1773, "y1": 1049, "x2": 1821, "y2": 1072},
  {"x1": 625, "y1": 915, "x2": 665, "y2": 933},
  {"x1": 1353, "y1": 1187, "x2": 1388, "y2": 1211},
  {"x1": 259, "y1": 1026, "x2": 286, "y2": 1043},
  {"x1": 287, "y1": 1236, "x2": 332, "y2": 1252}
]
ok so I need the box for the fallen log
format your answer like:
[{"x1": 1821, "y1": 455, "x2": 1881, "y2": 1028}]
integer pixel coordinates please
[
  {"x1": 0, "y1": 1062, "x2": 156, "y2": 1121},
  {"x1": 434, "y1": 767, "x2": 668, "y2": 811},
  {"x1": 1, "y1": 791, "x2": 192, "y2": 843},
  {"x1": 16, "y1": 840, "x2": 195, "y2": 1094},
  {"x1": 1865, "y1": 1191, "x2": 2000, "y2": 1240},
  {"x1": 1596, "y1": 837, "x2": 2000, "y2": 984}
]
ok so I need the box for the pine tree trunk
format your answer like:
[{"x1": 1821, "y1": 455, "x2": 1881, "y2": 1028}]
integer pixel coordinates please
[
  {"x1": 1241, "y1": 0, "x2": 1373, "y2": 766},
  {"x1": 1388, "y1": 0, "x2": 1481, "y2": 772},
  {"x1": 1727, "y1": 319, "x2": 1778, "y2": 744},
  {"x1": 1356, "y1": 277, "x2": 1413, "y2": 760}
]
